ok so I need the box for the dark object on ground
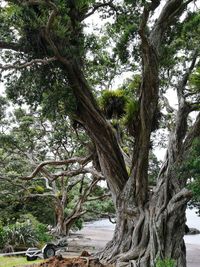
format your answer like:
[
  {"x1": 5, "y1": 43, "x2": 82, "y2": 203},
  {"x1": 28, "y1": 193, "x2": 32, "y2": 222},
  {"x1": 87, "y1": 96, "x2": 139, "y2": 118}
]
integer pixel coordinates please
[
  {"x1": 2, "y1": 244, "x2": 14, "y2": 254},
  {"x1": 81, "y1": 250, "x2": 91, "y2": 257},
  {"x1": 185, "y1": 227, "x2": 200, "y2": 235},
  {"x1": 185, "y1": 224, "x2": 190, "y2": 234}
]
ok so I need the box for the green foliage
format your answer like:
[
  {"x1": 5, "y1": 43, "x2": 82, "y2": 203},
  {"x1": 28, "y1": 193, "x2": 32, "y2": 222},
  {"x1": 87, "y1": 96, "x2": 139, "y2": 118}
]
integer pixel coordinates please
[
  {"x1": 84, "y1": 198, "x2": 115, "y2": 220},
  {"x1": 73, "y1": 218, "x2": 84, "y2": 231},
  {"x1": 148, "y1": 152, "x2": 161, "y2": 185},
  {"x1": 0, "y1": 222, "x2": 38, "y2": 249},
  {"x1": 119, "y1": 75, "x2": 140, "y2": 127},
  {"x1": 6, "y1": 67, "x2": 77, "y2": 119},
  {"x1": 99, "y1": 89, "x2": 128, "y2": 119},
  {"x1": 34, "y1": 185, "x2": 45, "y2": 194},
  {"x1": 124, "y1": 99, "x2": 139, "y2": 125},
  {"x1": 189, "y1": 67, "x2": 200, "y2": 99},
  {"x1": 0, "y1": 214, "x2": 52, "y2": 249},
  {"x1": 184, "y1": 138, "x2": 200, "y2": 202},
  {"x1": 156, "y1": 258, "x2": 175, "y2": 267},
  {"x1": 24, "y1": 198, "x2": 55, "y2": 225},
  {"x1": 115, "y1": 24, "x2": 137, "y2": 64},
  {"x1": 0, "y1": 223, "x2": 5, "y2": 248}
]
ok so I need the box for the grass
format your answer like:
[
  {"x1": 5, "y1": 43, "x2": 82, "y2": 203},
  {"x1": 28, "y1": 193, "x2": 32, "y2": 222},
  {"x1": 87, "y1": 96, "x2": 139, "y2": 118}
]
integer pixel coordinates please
[{"x1": 0, "y1": 256, "x2": 44, "y2": 267}]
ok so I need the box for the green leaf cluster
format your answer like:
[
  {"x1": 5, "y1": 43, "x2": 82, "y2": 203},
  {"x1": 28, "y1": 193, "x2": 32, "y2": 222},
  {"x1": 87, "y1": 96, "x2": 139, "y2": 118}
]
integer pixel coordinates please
[
  {"x1": 156, "y1": 258, "x2": 175, "y2": 267},
  {"x1": 0, "y1": 214, "x2": 52, "y2": 249}
]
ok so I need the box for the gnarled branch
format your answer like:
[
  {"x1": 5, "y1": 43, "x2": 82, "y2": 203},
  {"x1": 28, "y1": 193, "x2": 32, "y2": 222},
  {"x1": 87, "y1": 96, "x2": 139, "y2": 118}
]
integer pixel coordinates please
[
  {"x1": 21, "y1": 155, "x2": 92, "y2": 180},
  {"x1": 84, "y1": 0, "x2": 115, "y2": 20},
  {"x1": 0, "y1": 57, "x2": 56, "y2": 71}
]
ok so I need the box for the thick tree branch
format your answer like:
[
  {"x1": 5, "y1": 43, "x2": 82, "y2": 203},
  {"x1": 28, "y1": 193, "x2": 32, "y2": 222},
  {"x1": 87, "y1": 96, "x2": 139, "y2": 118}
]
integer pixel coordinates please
[
  {"x1": 161, "y1": 94, "x2": 176, "y2": 113},
  {"x1": 21, "y1": 155, "x2": 92, "y2": 180},
  {"x1": 0, "y1": 41, "x2": 28, "y2": 53},
  {"x1": 86, "y1": 193, "x2": 111, "y2": 202},
  {"x1": 0, "y1": 57, "x2": 56, "y2": 71},
  {"x1": 182, "y1": 112, "x2": 200, "y2": 154},
  {"x1": 173, "y1": 52, "x2": 199, "y2": 152},
  {"x1": 176, "y1": 50, "x2": 198, "y2": 102},
  {"x1": 86, "y1": 209, "x2": 116, "y2": 223},
  {"x1": 167, "y1": 188, "x2": 192, "y2": 214},
  {"x1": 150, "y1": 0, "x2": 194, "y2": 49}
]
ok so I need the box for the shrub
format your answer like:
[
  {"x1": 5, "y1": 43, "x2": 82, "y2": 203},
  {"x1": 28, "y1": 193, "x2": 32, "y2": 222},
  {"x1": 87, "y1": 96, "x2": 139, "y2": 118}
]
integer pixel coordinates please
[
  {"x1": 2, "y1": 222, "x2": 38, "y2": 248},
  {"x1": 0, "y1": 214, "x2": 53, "y2": 250},
  {"x1": 0, "y1": 223, "x2": 7, "y2": 248},
  {"x1": 156, "y1": 258, "x2": 175, "y2": 267},
  {"x1": 35, "y1": 223, "x2": 53, "y2": 245}
]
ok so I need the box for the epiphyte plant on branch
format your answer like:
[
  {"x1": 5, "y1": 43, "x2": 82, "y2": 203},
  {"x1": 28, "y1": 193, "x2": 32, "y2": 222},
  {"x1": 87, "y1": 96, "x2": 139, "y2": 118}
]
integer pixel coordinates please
[{"x1": 0, "y1": 0, "x2": 200, "y2": 267}]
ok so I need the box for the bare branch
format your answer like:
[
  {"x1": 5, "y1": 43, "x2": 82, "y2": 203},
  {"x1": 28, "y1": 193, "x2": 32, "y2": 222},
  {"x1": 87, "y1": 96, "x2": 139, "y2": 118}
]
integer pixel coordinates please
[
  {"x1": 160, "y1": 94, "x2": 176, "y2": 113},
  {"x1": 86, "y1": 209, "x2": 115, "y2": 223},
  {"x1": 86, "y1": 193, "x2": 111, "y2": 202},
  {"x1": 167, "y1": 188, "x2": 192, "y2": 214},
  {"x1": 176, "y1": 50, "x2": 198, "y2": 102},
  {"x1": 182, "y1": 112, "x2": 200, "y2": 154},
  {"x1": 40, "y1": 167, "x2": 55, "y2": 180},
  {"x1": 172, "y1": 51, "x2": 199, "y2": 151},
  {"x1": 84, "y1": 0, "x2": 115, "y2": 20},
  {"x1": 52, "y1": 167, "x2": 104, "y2": 181},
  {"x1": 83, "y1": 167, "x2": 104, "y2": 179},
  {"x1": 0, "y1": 57, "x2": 56, "y2": 71},
  {"x1": 0, "y1": 41, "x2": 28, "y2": 53},
  {"x1": 46, "y1": 2, "x2": 59, "y2": 33},
  {"x1": 21, "y1": 155, "x2": 92, "y2": 180},
  {"x1": 44, "y1": 177, "x2": 53, "y2": 190},
  {"x1": 68, "y1": 177, "x2": 83, "y2": 191}
]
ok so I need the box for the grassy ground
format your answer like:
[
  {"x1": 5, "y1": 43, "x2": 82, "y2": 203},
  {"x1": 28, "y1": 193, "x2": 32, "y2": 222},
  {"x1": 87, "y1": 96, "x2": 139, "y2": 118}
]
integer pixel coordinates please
[{"x1": 0, "y1": 256, "x2": 43, "y2": 267}]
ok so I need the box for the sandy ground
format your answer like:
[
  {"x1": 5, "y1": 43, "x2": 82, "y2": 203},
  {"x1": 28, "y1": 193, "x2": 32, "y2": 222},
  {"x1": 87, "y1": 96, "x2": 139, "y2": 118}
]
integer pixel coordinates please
[
  {"x1": 66, "y1": 224, "x2": 200, "y2": 267},
  {"x1": 185, "y1": 244, "x2": 200, "y2": 267}
]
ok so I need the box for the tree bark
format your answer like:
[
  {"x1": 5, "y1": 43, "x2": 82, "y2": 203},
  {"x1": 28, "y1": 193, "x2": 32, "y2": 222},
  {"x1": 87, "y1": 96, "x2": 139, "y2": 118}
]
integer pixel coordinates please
[
  {"x1": 54, "y1": 199, "x2": 66, "y2": 236},
  {"x1": 98, "y1": 140, "x2": 192, "y2": 267}
]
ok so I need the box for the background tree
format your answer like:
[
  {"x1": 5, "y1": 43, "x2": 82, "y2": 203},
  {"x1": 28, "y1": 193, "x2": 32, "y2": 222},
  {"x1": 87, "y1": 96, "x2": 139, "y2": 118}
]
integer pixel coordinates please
[
  {"x1": 0, "y1": 107, "x2": 109, "y2": 236},
  {"x1": 0, "y1": 1, "x2": 200, "y2": 267}
]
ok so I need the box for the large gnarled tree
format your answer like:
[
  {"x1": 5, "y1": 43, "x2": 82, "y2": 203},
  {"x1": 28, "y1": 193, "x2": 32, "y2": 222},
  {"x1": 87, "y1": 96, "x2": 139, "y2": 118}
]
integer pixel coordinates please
[{"x1": 0, "y1": 0, "x2": 200, "y2": 266}]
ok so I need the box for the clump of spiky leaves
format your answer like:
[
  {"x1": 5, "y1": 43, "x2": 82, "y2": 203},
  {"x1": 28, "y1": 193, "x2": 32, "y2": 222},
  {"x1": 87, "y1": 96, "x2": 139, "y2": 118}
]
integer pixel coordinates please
[
  {"x1": 99, "y1": 89, "x2": 128, "y2": 119},
  {"x1": 123, "y1": 99, "x2": 139, "y2": 133},
  {"x1": 98, "y1": 75, "x2": 141, "y2": 137}
]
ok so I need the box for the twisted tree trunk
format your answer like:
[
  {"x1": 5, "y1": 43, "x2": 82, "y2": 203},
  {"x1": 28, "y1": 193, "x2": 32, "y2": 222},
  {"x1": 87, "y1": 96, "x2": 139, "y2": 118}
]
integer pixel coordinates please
[
  {"x1": 54, "y1": 199, "x2": 66, "y2": 236},
  {"x1": 27, "y1": 0, "x2": 199, "y2": 265},
  {"x1": 99, "y1": 157, "x2": 191, "y2": 267}
]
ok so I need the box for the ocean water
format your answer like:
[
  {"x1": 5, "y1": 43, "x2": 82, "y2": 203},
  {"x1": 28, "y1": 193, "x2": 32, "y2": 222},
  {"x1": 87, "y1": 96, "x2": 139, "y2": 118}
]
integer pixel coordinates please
[{"x1": 184, "y1": 208, "x2": 200, "y2": 245}]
